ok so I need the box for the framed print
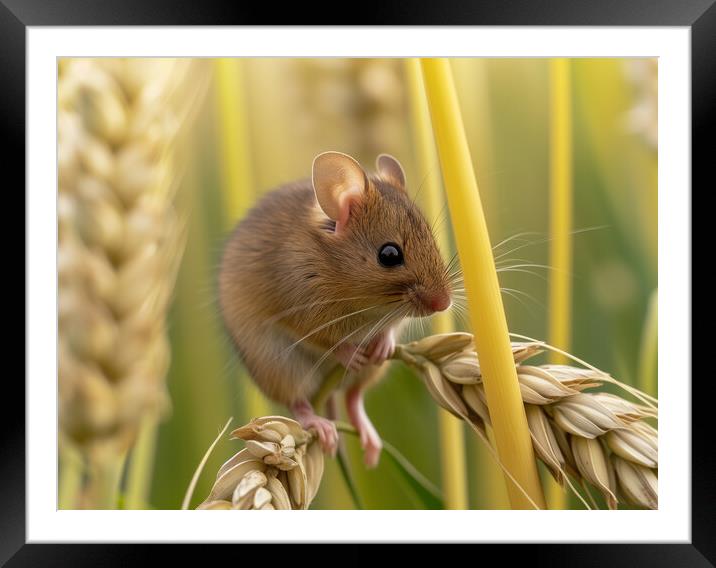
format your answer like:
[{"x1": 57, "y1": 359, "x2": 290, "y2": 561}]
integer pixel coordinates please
[{"x1": 7, "y1": 0, "x2": 707, "y2": 563}]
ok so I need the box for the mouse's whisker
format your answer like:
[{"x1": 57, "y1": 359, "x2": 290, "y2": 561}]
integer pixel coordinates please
[
  {"x1": 443, "y1": 252, "x2": 461, "y2": 277},
  {"x1": 419, "y1": 314, "x2": 427, "y2": 338},
  {"x1": 494, "y1": 257, "x2": 535, "y2": 267},
  {"x1": 451, "y1": 301, "x2": 470, "y2": 328},
  {"x1": 412, "y1": 169, "x2": 432, "y2": 209},
  {"x1": 448, "y1": 296, "x2": 464, "y2": 312},
  {"x1": 500, "y1": 288, "x2": 537, "y2": 317},
  {"x1": 406, "y1": 315, "x2": 417, "y2": 341},
  {"x1": 365, "y1": 303, "x2": 409, "y2": 346},
  {"x1": 492, "y1": 231, "x2": 544, "y2": 252},
  {"x1": 282, "y1": 303, "x2": 385, "y2": 357},
  {"x1": 497, "y1": 262, "x2": 577, "y2": 282},
  {"x1": 447, "y1": 263, "x2": 463, "y2": 276},
  {"x1": 264, "y1": 295, "x2": 379, "y2": 326},
  {"x1": 499, "y1": 262, "x2": 560, "y2": 272},
  {"x1": 305, "y1": 322, "x2": 373, "y2": 383},
  {"x1": 493, "y1": 225, "x2": 607, "y2": 262},
  {"x1": 379, "y1": 293, "x2": 408, "y2": 304},
  {"x1": 336, "y1": 303, "x2": 411, "y2": 387},
  {"x1": 304, "y1": 299, "x2": 407, "y2": 382},
  {"x1": 496, "y1": 267, "x2": 549, "y2": 282},
  {"x1": 500, "y1": 286, "x2": 544, "y2": 308},
  {"x1": 430, "y1": 201, "x2": 450, "y2": 234}
]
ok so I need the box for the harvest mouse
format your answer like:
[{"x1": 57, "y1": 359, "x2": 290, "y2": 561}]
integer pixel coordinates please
[{"x1": 218, "y1": 151, "x2": 452, "y2": 467}]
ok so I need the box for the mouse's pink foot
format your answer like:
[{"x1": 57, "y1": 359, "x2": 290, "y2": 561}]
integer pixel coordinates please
[
  {"x1": 290, "y1": 399, "x2": 338, "y2": 456},
  {"x1": 346, "y1": 386, "x2": 383, "y2": 468},
  {"x1": 366, "y1": 329, "x2": 396, "y2": 365},
  {"x1": 334, "y1": 342, "x2": 370, "y2": 373},
  {"x1": 358, "y1": 419, "x2": 382, "y2": 469}
]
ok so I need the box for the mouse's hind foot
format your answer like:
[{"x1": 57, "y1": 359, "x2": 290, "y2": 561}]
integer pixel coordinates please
[
  {"x1": 290, "y1": 398, "x2": 338, "y2": 457},
  {"x1": 346, "y1": 385, "x2": 383, "y2": 468}
]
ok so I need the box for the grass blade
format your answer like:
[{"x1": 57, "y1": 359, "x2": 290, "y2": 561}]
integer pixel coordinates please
[{"x1": 336, "y1": 422, "x2": 443, "y2": 510}]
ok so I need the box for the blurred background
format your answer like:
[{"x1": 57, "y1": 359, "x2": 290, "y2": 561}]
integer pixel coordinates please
[{"x1": 58, "y1": 57, "x2": 657, "y2": 510}]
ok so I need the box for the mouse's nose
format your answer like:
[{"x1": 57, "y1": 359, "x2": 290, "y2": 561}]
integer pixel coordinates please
[{"x1": 428, "y1": 291, "x2": 451, "y2": 313}]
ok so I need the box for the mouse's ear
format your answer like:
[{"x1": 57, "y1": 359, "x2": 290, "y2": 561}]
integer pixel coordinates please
[
  {"x1": 312, "y1": 151, "x2": 368, "y2": 233},
  {"x1": 376, "y1": 153, "x2": 406, "y2": 190}
]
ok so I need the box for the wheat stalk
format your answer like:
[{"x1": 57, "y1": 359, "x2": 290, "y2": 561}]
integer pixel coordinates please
[
  {"x1": 547, "y1": 57, "x2": 574, "y2": 509},
  {"x1": 393, "y1": 333, "x2": 658, "y2": 509},
  {"x1": 623, "y1": 59, "x2": 658, "y2": 150},
  {"x1": 196, "y1": 417, "x2": 324, "y2": 510},
  {"x1": 421, "y1": 58, "x2": 546, "y2": 509},
  {"x1": 405, "y1": 57, "x2": 469, "y2": 510},
  {"x1": 291, "y1": 59, "x2": 406, "y2": 158},
  {"x1": 58, "y1": 58, "x2": 207, "y2": 507}
]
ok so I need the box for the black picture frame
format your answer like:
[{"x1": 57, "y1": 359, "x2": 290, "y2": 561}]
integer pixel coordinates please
[{"x1": 7, "y1": 0, "x2": 705, "y2": 564}]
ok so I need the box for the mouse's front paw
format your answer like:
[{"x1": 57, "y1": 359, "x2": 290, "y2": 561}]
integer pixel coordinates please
[
  {"x1": 366, "y1": 329, "x2": 396, "y2": 365},
  {"x1": 335, "y1": 343, "x2": 370, "y2": 373}
]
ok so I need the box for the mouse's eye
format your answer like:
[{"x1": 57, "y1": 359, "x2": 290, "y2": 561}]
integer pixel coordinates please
[{"x1": 378, "y1": 243, "x2": 404, "y2": 267}]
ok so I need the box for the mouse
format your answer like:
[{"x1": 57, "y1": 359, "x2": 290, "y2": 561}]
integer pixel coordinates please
[{"x1": 218, "y1": 151, "x2": 452, "y2": 467}]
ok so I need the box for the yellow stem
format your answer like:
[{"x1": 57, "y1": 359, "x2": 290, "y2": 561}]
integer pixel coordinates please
[
  {"x1": 420, "y1": 58, "x2": 546, "y2": 510},
  {"x1": 451, "y1": 58, "x2": 508, "y2": 510},
  {"x1": 547, "y1": 58, "x2": 573, "y2": 510},
  {"x1": 245, "y1": 59, "x2": 299, "y2": 190},
  {"x1": 481, "y1": 426, "x2": 511, "y2": 508},
  {"x1": 214, "y1": 58, "x2": 255, "y2": 225},
  {"x1": 214, "y1": 58, "x2": 270, "y2": 418},
  {"x1": 405, "y1": 58, "x2": 468, "y2": 510},
  {"x1": 450, "y1": 59, "x2": 500, "y2": 222}
]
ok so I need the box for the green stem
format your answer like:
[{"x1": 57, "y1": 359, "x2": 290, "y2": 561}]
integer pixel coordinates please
[
  {"x1": 312, "y1": 350, "x2": 411, "y2": 411},
  {"x1": 335, "y1": 443, "x2": 364, "y2": 510},
  {"x1": 88, "y1": 449, "x2": 126, "y2": 509},
  {"x1": 637, "y1": 289, "x2": 658, "y2": 398},
  {"x1": 311, "y1": 356, "x2": 443, "y2": 508},
  {"x1": 311, "y1": 365, "x2": 344, "y2": 411},
  {"x1": 58, "y1": 442, "x2": 84, "y2": 509},
  {"x1": 125, "y1": 413, "x2": 160, "y2": 509},
  {"x1": 579, "y1": 478, "x2": 600, "y2": 510},
  {"x1": 335, "y1": 421, "x2": 443, "y2": 508}
]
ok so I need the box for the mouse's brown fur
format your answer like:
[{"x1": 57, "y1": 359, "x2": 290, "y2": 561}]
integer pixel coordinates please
[{"x1": 218, "y1": 153, "x2": 451, "y2": 410}]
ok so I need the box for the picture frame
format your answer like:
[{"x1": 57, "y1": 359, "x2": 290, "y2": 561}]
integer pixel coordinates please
[{"x1": 7, "y1": 0, "x2": 705, "y2": 561}]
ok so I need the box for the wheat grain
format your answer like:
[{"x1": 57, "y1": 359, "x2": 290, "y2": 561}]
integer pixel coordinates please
[
  {"x1": 395, "y1": 333, "x2": 659, "y2": 509},
  {"x1": 58, "y1": 58, "x2": 207, "y2": 506},
  {"x1": 197, "y1": 416, "x2": 323, "y2": 510}
]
